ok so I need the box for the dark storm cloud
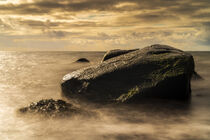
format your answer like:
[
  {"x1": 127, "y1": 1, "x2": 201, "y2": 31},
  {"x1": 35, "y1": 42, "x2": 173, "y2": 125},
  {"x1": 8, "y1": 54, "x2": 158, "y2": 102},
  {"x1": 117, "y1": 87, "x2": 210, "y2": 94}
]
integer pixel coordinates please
[
  {"x1": 0, "y1": 0, "x2": 117, "y2": 15},
  {"x1": 0, "y1": 0, "x2": 209, "y2": 15},
  {"x1": 134, "y1": 12, "x2": 180, "y2": 22},
  {"x1": 169, "y1": 3, "x2": 207, "y2": 15},
  {"x1": 1, "y1": 0, "x2": 209, "y2": 30},
  {"x1": 0, "y1": 3, "x2": 49, "y2": 14},
  {"x1": 18, "y1": 19, "x2": 106, "y2": 29}
]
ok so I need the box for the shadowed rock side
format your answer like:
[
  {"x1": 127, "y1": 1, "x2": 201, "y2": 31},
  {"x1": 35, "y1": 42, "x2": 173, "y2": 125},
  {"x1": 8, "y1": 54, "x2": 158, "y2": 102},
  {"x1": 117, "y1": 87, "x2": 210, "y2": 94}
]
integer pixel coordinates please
[
  {"x1": 19, "y1": 99, "x2": 88, "y2": 117},
  {"x1": 102, "y1": 49, "x2": 139, "y2": 62},
  {"x1": 61, "y1": 44, "x2": 195, "y2": 103},
  {"x1": 76, "y1": 58, "x2": 90, "y2": 63}
]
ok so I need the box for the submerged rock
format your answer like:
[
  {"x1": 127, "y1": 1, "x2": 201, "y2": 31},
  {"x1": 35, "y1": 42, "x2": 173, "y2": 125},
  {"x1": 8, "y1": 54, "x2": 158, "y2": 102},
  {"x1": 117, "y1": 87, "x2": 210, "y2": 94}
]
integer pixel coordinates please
[
  {"x1": 19, "y1": 99, "x2": 85, "y2": 117},
  {"x1": 192, "y1": 71, "x2": 203, "y2": 80},
  {"x1": 102, "y1": 49, "x2": 139, "y2": 62},
  {"x1": 61, "y1": 44, "x2": 195, "y2": 103},
  {"x1": 76, "y1": 58, "x2": 90, "y2": 63}
]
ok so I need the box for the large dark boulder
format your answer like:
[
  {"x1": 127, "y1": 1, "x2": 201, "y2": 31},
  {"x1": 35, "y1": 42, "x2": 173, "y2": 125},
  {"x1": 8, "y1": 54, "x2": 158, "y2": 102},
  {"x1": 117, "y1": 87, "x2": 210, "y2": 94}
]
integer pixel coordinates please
[{"x1": 61, "y1": 44, "x2": 195, "y2": 103}]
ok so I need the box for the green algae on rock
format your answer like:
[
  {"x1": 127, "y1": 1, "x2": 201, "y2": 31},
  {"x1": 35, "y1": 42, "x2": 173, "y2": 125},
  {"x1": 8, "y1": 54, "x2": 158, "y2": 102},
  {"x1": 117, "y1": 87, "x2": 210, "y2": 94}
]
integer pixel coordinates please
[{"x1": 61, "y1": 44, "x2": 195, "y2": 103}]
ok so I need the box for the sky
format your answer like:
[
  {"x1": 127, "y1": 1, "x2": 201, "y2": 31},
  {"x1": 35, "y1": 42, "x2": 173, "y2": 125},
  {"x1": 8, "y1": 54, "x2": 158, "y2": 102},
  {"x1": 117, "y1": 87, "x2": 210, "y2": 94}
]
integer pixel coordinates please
[{"x1": 0, "y1": 0, "x2": 210, "y2": 51}]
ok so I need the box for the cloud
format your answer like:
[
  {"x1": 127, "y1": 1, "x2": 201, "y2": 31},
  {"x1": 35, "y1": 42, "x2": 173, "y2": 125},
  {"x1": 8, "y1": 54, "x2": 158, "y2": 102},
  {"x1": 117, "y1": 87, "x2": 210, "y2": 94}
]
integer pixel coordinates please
[
  {"x1": 0, "y1": 0, "x2": 208, "y2": 14},
  {"x1": 196, "y1": 22, "x2": 210, "y2": 46},
  {"x1": 0, "y1": 19, "x2": 13, "y2": 30},
  {"x1": 44, "y1": 30, "x2": 83, "y2": 38},
  {"x1": 133, "y1": 13, "x2": 180, "y2": 23},
  {"x1": 0, "y1": 0, "x2": 210, "y2": 51},
  {"x1": 18, "y1": 19, "x2": 60, "y2": 29}
]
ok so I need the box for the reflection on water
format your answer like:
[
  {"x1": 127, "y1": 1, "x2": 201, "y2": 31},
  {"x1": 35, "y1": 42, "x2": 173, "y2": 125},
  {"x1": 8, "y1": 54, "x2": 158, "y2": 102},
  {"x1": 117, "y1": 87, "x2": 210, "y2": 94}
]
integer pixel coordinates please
[{"x1": 0, "y1": 51, "x2": 210, "y2": 140}]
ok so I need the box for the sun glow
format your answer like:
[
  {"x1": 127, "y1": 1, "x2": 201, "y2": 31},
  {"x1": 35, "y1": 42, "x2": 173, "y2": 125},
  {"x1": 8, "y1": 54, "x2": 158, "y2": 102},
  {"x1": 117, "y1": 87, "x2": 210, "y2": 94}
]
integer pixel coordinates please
[
  {"x1": 0, "y1": 0, "x2": 19, "y2": 4},
  {"x1": 0, "y1": 0, "x2": 33, "y2": 4},
  {"x1": 115, "y1": 2, "x2": 137, "y2": 8}
]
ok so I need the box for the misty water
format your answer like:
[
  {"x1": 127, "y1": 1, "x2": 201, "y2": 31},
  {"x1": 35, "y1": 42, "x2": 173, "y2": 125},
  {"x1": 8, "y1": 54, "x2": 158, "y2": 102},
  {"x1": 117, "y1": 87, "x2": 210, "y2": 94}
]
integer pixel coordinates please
[{"x1": 0, "y1": 51, "x2": 210, "y2": 140}]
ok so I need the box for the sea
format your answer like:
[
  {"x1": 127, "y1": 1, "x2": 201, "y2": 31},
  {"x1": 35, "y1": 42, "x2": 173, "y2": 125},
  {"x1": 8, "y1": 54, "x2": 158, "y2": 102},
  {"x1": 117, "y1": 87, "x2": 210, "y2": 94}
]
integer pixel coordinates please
[{"x1": 0, "y1": 51, "x2": 210, "y2": 140}]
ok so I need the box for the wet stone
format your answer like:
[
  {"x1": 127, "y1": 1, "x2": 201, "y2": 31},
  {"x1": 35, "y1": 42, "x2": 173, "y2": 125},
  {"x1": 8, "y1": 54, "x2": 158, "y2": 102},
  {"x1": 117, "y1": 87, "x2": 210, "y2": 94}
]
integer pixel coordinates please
[
  {"x1": 76, "y1": 58, "x2": 90, "y2": 63},
  {"x1": 19, "y1": 99, "x2": 85, "y2": 117}
]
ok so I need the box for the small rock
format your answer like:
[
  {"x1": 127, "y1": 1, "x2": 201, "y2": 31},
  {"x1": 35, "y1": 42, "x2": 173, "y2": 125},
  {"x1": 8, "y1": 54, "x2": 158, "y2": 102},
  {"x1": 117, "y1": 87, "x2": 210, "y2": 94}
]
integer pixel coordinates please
[
  {"x1": 76, "y1": 58, "x2": 90, "y2": 63},
  {"x1": 19, "y1": 99, "x2": 86, "y2": 117}
]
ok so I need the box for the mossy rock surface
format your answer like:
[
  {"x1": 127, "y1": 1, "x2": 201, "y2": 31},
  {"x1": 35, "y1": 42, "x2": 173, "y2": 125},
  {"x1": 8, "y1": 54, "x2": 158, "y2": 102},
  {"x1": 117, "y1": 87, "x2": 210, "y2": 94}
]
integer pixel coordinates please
[
  {"x1": 61, "y1": 44, "x2": 195, "y2": 103},
  {"x1": 102, "y1": 49, "x2": 139, "y2": 62}
]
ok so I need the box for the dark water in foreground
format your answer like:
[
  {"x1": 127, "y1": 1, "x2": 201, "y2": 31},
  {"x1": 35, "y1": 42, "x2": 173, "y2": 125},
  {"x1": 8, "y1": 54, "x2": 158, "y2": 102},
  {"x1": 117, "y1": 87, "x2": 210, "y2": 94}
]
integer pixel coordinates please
[{"x1": 0, "y1": 51, "x2": 210, "y2": 140}]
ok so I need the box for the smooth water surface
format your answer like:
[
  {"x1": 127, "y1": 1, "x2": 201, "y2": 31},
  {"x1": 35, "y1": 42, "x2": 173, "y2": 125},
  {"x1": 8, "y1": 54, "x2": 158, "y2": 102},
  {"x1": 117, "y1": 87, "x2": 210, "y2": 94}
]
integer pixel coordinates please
[{"x1": 0, "y1": 51, "x2": 210, "y2": 140}]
